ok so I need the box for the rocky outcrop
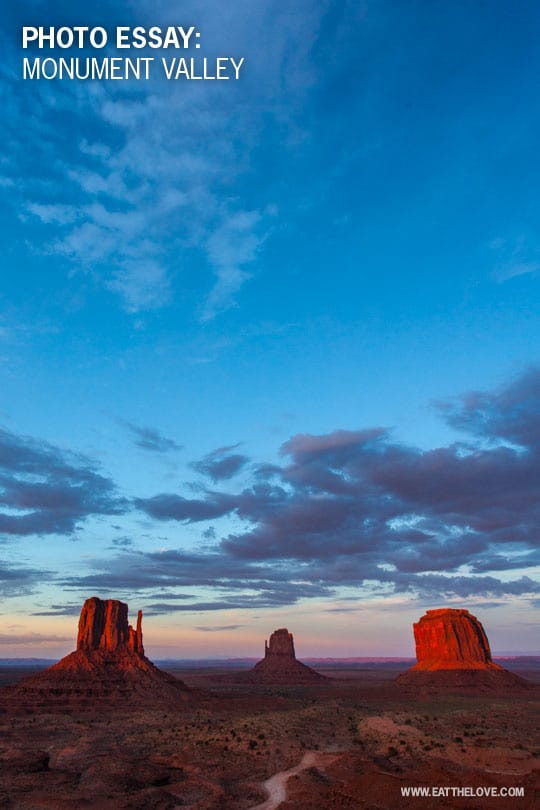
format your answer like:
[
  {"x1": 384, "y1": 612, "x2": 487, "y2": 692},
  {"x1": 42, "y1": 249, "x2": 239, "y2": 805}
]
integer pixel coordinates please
[
  {"x1": 396, "y1": 608, "x2": 530, "y2": 691},
  {"x1": 76, "y1": 596, "x2": 144, "y2": 655},
  {"x1": 265, "y1": 628, "x2": 296, "y2": 658},
  {"x1": 243, "y1": 628, "x2": 328, "y2": 685},
  {"x1": 412, "y1": 608, "x2": 494, "y2": 670},
  {"x1": 0, "y1": 597, "x2": 192, "y2": 713}
]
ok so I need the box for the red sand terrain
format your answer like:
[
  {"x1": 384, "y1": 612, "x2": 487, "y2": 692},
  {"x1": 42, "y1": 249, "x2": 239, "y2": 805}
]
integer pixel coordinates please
[{"x1": 0, "y1": 659, "x2": 538, "y2": 809}]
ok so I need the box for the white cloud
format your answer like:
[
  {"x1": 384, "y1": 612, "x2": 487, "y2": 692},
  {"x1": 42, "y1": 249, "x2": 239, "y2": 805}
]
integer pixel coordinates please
[
  {"x1": 108, "y1": 259, "x2": 171, "y2": 312},
  {"x1": 201, "y1": 210, "x2": 266, "y2": 321},
  {"x1": 26, "y1": 203, "x2": 79, "y2": 225}
]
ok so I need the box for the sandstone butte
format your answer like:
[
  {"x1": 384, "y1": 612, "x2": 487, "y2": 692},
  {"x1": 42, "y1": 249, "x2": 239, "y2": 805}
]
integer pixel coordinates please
[
  {"x1": 0, "y1": 597, "x2": 192, "y2": 713},
  {"x1": 396, "y1": 608, "x2": 530, "y2": 691},
  {"x1": 242, "y1": 628, "x2": 329, "y2": 685}
]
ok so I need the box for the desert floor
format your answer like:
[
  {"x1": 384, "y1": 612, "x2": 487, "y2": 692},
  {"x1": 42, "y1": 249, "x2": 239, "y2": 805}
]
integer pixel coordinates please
[{"x1": 0, "y1": 661, "x2": 538, "y2": 809}]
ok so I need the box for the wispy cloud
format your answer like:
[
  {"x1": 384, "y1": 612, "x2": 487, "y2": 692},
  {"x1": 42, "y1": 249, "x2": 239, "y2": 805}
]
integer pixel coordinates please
[
  {"x1": 32, "y1": 603, "x2": 84, "y2": 617},
  {"x1": 0, "y1": 562, "x2": 53, "y2": 598},
  {"x1": 5, "y1": 0, "x2": 331, "y2": 318},
  {"x1": 489, "y1": 235, "x2": 540, "y2": 282},
  {"x1": 0, "y1": 632, "x2": 71, "y2": 645},
  {"x1": 191, "y1": 443, "x2": 249, "y2": 481},
  {"x1": 195, "y1": 624, "x2": 243, "y2": 632},
  {"x1": 200, "y1": 210, "x2": 267, "y2": 321},
  {"x1": 120, "y1": 420, "x2": 183, "y2": 453}
]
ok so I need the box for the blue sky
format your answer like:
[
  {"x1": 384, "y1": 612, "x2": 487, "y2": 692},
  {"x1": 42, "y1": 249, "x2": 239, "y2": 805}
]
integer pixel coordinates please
[{"x1": 0, "y1": 1, "x2": 539, "y2": 657}]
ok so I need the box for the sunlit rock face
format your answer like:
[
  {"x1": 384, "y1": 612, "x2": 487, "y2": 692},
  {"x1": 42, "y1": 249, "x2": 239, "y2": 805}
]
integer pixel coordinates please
[
  {"x1": 77, "y1": 597, "x2": 144, "y2": 656},
  {"x1": 0, "y1": 597, "x2": 192, "y2": 713},
  {"x1": 412, "y1": 609, "x2": 493, "y2": 670},
  {"x1": 396, "y1": 608, "x2": 531, "y2": 692}
]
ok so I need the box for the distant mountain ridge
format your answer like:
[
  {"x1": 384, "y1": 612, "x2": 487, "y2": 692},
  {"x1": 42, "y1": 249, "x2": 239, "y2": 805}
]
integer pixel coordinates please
[{"x1": 1, "y1": 654, "x2": 538, "y2": 666}]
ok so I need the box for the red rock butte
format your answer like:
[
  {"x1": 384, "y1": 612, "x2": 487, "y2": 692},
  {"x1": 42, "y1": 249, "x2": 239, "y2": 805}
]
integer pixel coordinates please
[
  {"x1": 412, "y1": 608, "x2": 495, "y2": 671},
  {"x1": 243, "y1": 628, "x2": 329, "y2": 685},
  {"x1": 396, "y1": 608, "x2": 530, "y2": 691},
  {"x1": 77, "y1": 596, "x2": 144, "y2": 655},
  {"x1": 0, "y1": 597, "x2": 192, "y2": 713},
  {"x1": 265, "y1": 627, "x2": 296, "y2": 658}
]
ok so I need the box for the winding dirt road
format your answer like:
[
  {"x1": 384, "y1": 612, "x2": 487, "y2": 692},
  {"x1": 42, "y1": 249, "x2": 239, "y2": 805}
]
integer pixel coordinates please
[{"x1": 249, "y1": 751, "x2": 340, "y2": 810}]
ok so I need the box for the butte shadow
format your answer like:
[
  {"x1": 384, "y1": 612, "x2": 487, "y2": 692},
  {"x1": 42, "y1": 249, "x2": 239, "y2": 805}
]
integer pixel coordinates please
[
  {"x1": 395, "y1": 608, "x2": 532, "y2": 693},
  {"x1": 0, "y1": 597, "x2": 193, "y2": 714}
]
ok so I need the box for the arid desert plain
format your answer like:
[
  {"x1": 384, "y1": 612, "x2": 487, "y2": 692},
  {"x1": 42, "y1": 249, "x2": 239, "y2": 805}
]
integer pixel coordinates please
[{"x1": 0, "y1": 626, "x2": 538, "y2": 809}]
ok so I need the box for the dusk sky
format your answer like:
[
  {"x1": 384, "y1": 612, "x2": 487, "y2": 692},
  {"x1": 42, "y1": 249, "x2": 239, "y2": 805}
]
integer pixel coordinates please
[{"x1": 1, "y1": 1, "x2": 539, "y2": 658}]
